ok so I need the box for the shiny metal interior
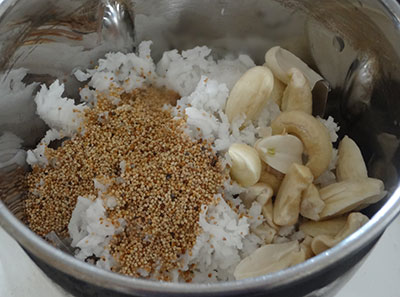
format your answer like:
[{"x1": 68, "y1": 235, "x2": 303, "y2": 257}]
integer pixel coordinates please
[{"x1": 0, "y1": 0, "x2": 400, "y2": 296}]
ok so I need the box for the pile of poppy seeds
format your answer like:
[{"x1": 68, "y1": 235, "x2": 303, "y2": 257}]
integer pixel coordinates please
[{"x1": 25, "y1": 86, "x2": 227, "y2": 280}]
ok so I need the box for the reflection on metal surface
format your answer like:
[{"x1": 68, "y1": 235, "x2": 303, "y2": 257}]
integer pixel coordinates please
[
  {"x1": 342, "y1": 53, "x2": 380, "y2": 120},
  {"x1": 0, "y1": 0, "x2": 399, "y2": 296},
  {"x1": 102, "y1": 0, "x2": 134, "y2": 41},
  {"x1": 370, "y1": 133, "x2": 400, "y2": 191},
  {"x1": 0, "y1": 168, "x2": 27, "y2": 221},
  {"x1": 45, "y1": 231, "x2": 75, "y2": 255},
  {"x1": 312, "y1": 80, "x2": 330, "y2": 117},
  {"x1": 0, "y1": 0, "x2": 135, "y2": 146}
]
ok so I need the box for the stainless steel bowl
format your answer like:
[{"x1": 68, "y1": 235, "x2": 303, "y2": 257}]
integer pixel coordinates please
[{"x1": 1, "y1": 0, "x2": 400, "y2": 296}]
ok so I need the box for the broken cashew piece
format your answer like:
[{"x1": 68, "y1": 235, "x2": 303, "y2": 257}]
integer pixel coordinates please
[
  {"x1": 300, "y1": 236, "x2": 315, "y2": 259},
  {"x1": 271, "y1": 111, "x2": 333, "y2": 178},
  {"x1": 265, "y1": 46, "x2": 323, "y2": 89},
  {"x1": 255, "y1": 134, "x2": 304, "y2": 174},
  {"x1": 234, "y1": 241, "x2": 305, "y2": 280},
  {"x1": 259, "y1": 163, "x2": 283, "y2": 194},
  {"x1": 311, "y1": 212, "x2": 369, "y2": 254},
  {"x1": 354, "y1": 191, "x2": 388, "y2": 212},
  {"x1": 262, "y1": 197, "x2": 278, "y2": 230},
  {"x1": 269, "y1": 76, "x2": 286, "y2": 107},
  {"x1": 319, "y1": 178, "x2": 385, "y2": 219},
  {"x1": 253, "y1": 222, "x2": 277, "y2": 244},
  {"x1": 300, "y1": 184, "x2": 325, "y2": 221},
  {"x1": 299, "y1": 216, "x2": 347, "y2": 238},
  {"x1": 241, "y1": 183, "x2": 274, "y2": 209},
  {"x1": 281, "y1": 68, "x2": 313, "y2": 114},
  {"x1": 242, "y1": 183, "x2": 277, "y2": 229},
  {"x1": 336, "y1": 136, "x2": 368, "y2": 182},
  {"x1": 273, "y1": 163, "x2": 314, "y2": 226},
  {"x1": 225, "y1": 66, "x2": 274, "y2": 122},
  {"x1": 228, "y1": 143, "x2": 262, "y2": 187},
  {"x1": 336, "y1": 136, "x2": 386, "y2": 210}
]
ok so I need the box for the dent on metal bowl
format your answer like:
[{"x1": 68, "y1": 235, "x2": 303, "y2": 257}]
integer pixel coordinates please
[{"x1": 1, "y1": 0, "x2": 400, "y2": 296}]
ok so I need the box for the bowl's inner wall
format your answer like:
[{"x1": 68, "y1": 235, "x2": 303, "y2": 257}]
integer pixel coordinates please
[{"x1": 0, "y1": 0, "x2": 399, "y2": 238}]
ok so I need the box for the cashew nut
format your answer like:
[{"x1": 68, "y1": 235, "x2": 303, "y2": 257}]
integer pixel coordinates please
[
  {"x1": 281, "y1": 68, "x2": 312, "y2": 114},
  {"x1": 253, "y1": 222, "x2": 277, "y2": 244},
  {"x1": 300, "y1": 236, "x2": 315, "y2": 259},
  {"x1": 241, "y1": 183, "x2": 274, "y2": 209},
  {"x1": 354, "y1": 190, "x2": 387, "y2": 212},
  {"x1": 259, "y1": 163, "x2": 283, "y2": 194},
  {"x1": 256, "y1": 126, "x2": 273, "y2": 139},
  {"x1": 311, "y1": 212, "x2": 369, "y2": 254},
  {"x1": 300, "y1": 184, "x2": 325, "y2": 221},
  {"x1": 336, "y1": 136, "x2": 368, "y2": 182},
  {"x1": 270, "y1": 76, "x2": 286, "y2": 107},
  {"x1": 336, "y1": 136, "x2": 386, "y2": 211},
  {"x1": 242, "y1": 183, "x2": 277, "y2": 230},
  {"x1": 273, "y1": 163, "x2": 314, "y2": 226},
  {"x1": 225, "y1": 66, "x2": 274, "y2": 122},
  {"x1": 262, "y1": 197, "x2": 278, "y2": 230},
  {"x1": 255, "y1": 134, "x2": 304, "y2": 174},
  {"x1": 264, "y1": 46, "x2": 323, "y2": 89},
  {"x1": 271, "y1": 111, "x2": 333, "y2": 178},
  {"x1": 319, "y1": 178, "x2": 385, "y2": 219},
  {"x1": 234, "y1": 241, "x2": 305, "y2": 280},
  {"x1": 228, "y1": 143, "x2": 262, "y2": 187},
  {"x1": 299, "y1": 216, "x2": 347, "y2": 238}
]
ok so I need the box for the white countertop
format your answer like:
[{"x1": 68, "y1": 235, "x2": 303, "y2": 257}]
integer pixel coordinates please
[{"x1": 1, "y1": 215, "x2": 400, "y2": 297}]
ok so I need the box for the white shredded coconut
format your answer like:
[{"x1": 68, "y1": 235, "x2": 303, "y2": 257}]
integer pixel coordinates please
[
  {"x1": 34, "y1": 80, "x2": 87, "y2": 136},
  {"x1": 68, "y1": 196, "x2": 125, "y2": 270},
  {"x1": 314, "y1": 116, "x2": 341, "y2": 187},
  {"x1": 119, "y1": 160, "x2": 127, "y2": 174},
  {"x1": 181, "y1": 197, "x2": 251, "y2": 282},
  {"x1": 74, "y1": 69, "x2": 92, "y2": 82},
  {"x1": 26, "y1": 129, "x2": 63, "y2": 167},
  {"x1": 156, "y1": 46, "x2": 255, "y2": 96},
  {"x1": 315, "y1": 148, "x2": 339, "y2": 187},
  {"x1": 318, "y1": 116, "x2": 340, "y2": 143}
]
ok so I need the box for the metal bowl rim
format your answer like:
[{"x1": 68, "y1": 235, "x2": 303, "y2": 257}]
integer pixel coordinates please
[
  {"x1": 1, "y1": 186, "x2": 399, "y2": 294},
  {"x1": 1, "y1": 0, "x2": 400, "y2": 294}
]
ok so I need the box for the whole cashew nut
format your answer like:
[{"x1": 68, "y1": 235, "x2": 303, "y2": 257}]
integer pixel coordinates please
[
  {"x1": 225, "y1": 66, "x2": 274, "y2": 122},
  {"x1": 271, "y1": 110, "x2": 333, "y2": 178},
  {"x1": 228, "y1": 143, "x2": 262, "y2": 187}
]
